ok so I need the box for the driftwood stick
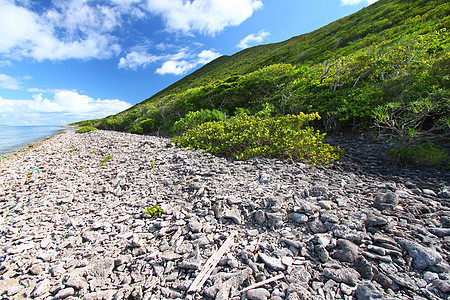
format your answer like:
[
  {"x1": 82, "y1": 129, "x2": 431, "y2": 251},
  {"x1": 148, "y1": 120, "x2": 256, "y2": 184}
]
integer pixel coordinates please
[
  {"x1": 235, "y1": 273, "x2": 285, "y2": 295},
  {"x1": 188, "y1": 231, "x2": 236, "y2": 293}
]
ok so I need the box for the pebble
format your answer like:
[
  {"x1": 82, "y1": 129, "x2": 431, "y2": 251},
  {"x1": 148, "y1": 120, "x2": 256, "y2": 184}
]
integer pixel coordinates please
[
  {"x1": 247, "y1": 288, "x2": 271, "y2": 300},
  {"x1": 0, "y1": 130, "x2": 448, "y2": 300}
]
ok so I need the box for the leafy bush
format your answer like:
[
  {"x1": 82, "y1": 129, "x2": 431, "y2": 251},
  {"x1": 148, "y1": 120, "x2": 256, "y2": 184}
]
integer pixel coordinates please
[
  {"x1": 171, "y1": 109, "x2": 227, "y2": 134},
  {"x1": 388, "y1": 142, "x2": 449, "y2": 167},
  {"x1": 172, "y1": 106, "x2": 342, "y2": 165},
  {"x1": 76, "y1": 126, "x2": 98, "y2": 133}
]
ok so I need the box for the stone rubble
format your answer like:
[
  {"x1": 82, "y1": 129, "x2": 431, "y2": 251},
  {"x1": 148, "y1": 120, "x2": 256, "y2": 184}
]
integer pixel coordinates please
[{"x1": 0, "y1": 129, "x2": 449, "y2": 299}]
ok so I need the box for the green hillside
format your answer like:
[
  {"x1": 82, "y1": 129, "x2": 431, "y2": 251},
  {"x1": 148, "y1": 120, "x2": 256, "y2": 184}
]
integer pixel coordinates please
[{"x1": 79, "y1": 0, "x2": 449, "y2": 158}]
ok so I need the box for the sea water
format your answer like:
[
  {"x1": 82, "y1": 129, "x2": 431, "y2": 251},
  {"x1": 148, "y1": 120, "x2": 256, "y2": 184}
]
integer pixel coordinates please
[{"x1": 0, "y1": 126, "x2": 65, "y2": 157}]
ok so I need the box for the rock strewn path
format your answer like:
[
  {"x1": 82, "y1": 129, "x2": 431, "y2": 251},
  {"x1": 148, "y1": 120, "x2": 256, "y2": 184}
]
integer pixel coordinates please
[{"x1": 0, "y1": 130, "x2": 449, "y2": 299}]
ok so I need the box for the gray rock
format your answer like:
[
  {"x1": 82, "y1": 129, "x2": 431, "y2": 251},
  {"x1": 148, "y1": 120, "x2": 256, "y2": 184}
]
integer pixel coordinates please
[
  {"x1": 258, "y1": 253, "x2": 286, "y2": 271},
  {"x1": 373, "y1": 273, "x2": 395, "y2": 290},
  {"x1": 83, "y1": 290, "x2": 117, "y2": 300},
  {"x1": 288, "y1": 213, "x2": 308, "y2": 224},
  {"x1": 308, "y1": 218, "x2": 327, "y2": 234},
  {"x1": 354, "y1": 256, "x2": 373, "y2": 279},
  {"x1": 65, "y1": 276, "x2": 88, "y2": 290},
  {"x1": 314, "y1": 244, "x2": 329, "y2": 263},
  {"x1": 390, "y1": 272, "x2": 419, "y2": 291},
  {"x1": 287, "y1": 283, "x2": 311, "y2": 300},
  {"x1": 333, "y1": 239, "x2": 359, "y2": 263},
  {"x1": 29, "y1": 264, "x2": 43, "y2": 275},
  {"x1": 287, "y1": 265, "x2": 311, "y2": 283},
  {"x1": 310, "y1": 186, "x2": 329, "y2": 197},
  {"x1": 254, "y1": 210, "x2": 266, "y2": 225},
  {"x1": 441, "y1": 216, "x2": 450, "y2": 228},
  {"x1": 373, "y1": 192, "x2": 399, "y2": 211},
  {"x1": 433, "y1": 279, "x2": 450, "y2": 293},
  {"x1": 355, "y1": 281, "x2": 383, "y2": 300},
  {"x1": 364, "y1": 214, "x2": 388, "y2": 227},
  {"x1": 54, "y1": 287, "x2": 75, "y2": 299},
  {"x1": 85, "y1": 258, "x2": 115, "y2": 278},
  {"x1": 189, "y1": 219, "x2": 203, "y2": 233},
  {"x1": 428, "y1": 227, "x2": 450, "y2": 237},
  {"x1": 215, "y1": 268, "x2": 252, "y2": 300},
  {"x1": 422, "y1": 189, "x2": 437, "y2": 197},
  {"x1": 323, "y1": 267, "x2": 360, "y2": 286},
  {"x1": 396, "y1": 238, "x2": 442, "y2": 270},
  {"x1": 223, "y1": 208, "x2": 242, "y2": 224},
  {"x1": 246, "y1": 288, "x2": 270, "y2": 300},
  {"x1": 31, "y1": 279, "x2": 51, "y2": 298}
]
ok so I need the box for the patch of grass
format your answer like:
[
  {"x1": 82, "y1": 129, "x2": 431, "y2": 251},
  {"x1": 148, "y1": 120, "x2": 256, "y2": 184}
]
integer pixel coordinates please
[
  {"x1": 100, "y1": 156, "x2": 112, "y2": 166},
  {"x1": 389, "y1": 142, "x2": 449, "y2": 167},
  {"x1": 76, "y1": 126, "x2": 98, "y2": 133}
]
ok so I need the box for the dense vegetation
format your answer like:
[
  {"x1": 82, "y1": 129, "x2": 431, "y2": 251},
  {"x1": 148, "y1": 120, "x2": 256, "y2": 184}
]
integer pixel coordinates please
[
  {"x1": 77, "y1": 0, "x2": 449, "y2": 165},
  {"x1": 173, "y1": 106, "x2": 343, "y2": 165}
]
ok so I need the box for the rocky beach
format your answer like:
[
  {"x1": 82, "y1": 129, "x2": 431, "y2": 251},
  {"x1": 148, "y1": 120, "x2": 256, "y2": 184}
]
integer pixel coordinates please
[{"x1": 0, "y1": 129, "x2": 449, "y2": 299}]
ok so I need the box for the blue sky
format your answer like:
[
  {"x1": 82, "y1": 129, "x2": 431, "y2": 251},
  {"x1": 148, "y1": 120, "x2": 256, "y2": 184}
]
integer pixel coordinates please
[{"x1": 0, "y1": 0, "x2": 377, "y2": 126}]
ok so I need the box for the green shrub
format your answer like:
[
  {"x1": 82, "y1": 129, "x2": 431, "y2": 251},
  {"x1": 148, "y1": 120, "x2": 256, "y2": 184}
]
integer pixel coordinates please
[
  {"x1": 144, "y1": 205, "x2": 164, "y2": 217},
  {"x1": 76, "y1": 126, "x2": 98, "y2": 133},
  {"x1": 388, "y1": 142, "x2": 448, "y2": 167},
  {"x1": 172, "y1": 107, "x2": 343, "y2": 165},
  {"x1": 171, "y1": 109, "x2": 227, "y2": 134}
]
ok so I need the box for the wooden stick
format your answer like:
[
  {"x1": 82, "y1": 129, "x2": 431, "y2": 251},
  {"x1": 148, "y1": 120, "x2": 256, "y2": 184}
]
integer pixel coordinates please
[
  {"x1": 235, "y1": 273, "x2": 285, "y2": 295},
  {"x1": 188, "y1": 231, "x2": 236, "y2": 293}
]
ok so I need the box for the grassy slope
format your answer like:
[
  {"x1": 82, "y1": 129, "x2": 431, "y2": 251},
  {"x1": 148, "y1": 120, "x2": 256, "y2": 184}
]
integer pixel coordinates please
[
  {"x1": 124, "y1": 0, "x2": 447, "y2": 110},
  {"x1": 81, "y1": 0, "x2": 448, "y2": 140}
]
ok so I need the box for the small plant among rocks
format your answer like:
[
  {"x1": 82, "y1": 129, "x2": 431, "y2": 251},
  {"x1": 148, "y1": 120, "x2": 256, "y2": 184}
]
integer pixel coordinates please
[
  {"x1": 144, "y1": 205, "x2": 163, "y2": 217},
  {"x1": 76, "y1": 126, "x2": 98, "y2": 133},
  {"x1": 100, "y1": 156, "x2": 112, "y2": 166}
]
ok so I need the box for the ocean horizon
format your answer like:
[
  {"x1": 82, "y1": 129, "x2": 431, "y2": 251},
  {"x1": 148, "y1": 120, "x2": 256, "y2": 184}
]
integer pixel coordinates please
[{"x1": 0, "y1": 125, "x2": 66, "y2": 157}]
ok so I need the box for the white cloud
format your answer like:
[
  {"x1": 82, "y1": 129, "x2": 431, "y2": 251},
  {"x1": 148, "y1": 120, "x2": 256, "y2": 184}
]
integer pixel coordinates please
[
  {"x1": 119, "y1": 47, "x2": 220, "y2": 74},
  {"x1": 0, "y1": 90, "x2": 132, "y2": 125},
  {"x1": 0, "y1": 0, "x2": 123, "y2": 61},
  {"x1": 0, "y1": 73, "x2": 22, "y2": 89},
  {"x1": 340, "y1": 0, "x2": 378, "y2": 5},
  {"x1": 155, "y1": 49, "x2": 221, "y2": 75},
  {"x1": 0, "y1": 60, "x2": 12, "y2": 67},
  {"x1": 237, "y1": 30, "x2": 270, "y2": 49},
  {"x1": 197, "y1": 50, "x2": 221, "y2": 64},
  {"x1": 145, "y1": 0, "x2": 263, "y2": 35},
  {"x1": 156, "y1": 60, "x2": 195, "y2": 76},
  {"x1": 118, "y1": 51, "x2": 160, "y2": 70}
]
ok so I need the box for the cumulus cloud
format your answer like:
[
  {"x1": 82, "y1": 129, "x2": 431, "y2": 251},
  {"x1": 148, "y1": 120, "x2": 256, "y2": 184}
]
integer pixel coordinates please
[
  {"x1": 237, "y1": 30, "x2": 270, "y2": 49},
  {"x1": 0, "y1": 0, "x2": 262, "y2": 62},
  {"x1": 0, "y1": 90, "x2": 132, "y2": 125},
  {"x1": 0, "y1": 0, "x2": 126, "y2": 61},
  {"x1": 155, "y1": 60, "x2": 195, "y2": 76},
  {"x1": 155, "y1": 49, "x2": 221, "y2": 75},
  {"x1": 145, "y1": 0, "x2": 263, "y2": 35},
  {"x1": 340, "y1": 0, "x2": 378, "y2": 5}
]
